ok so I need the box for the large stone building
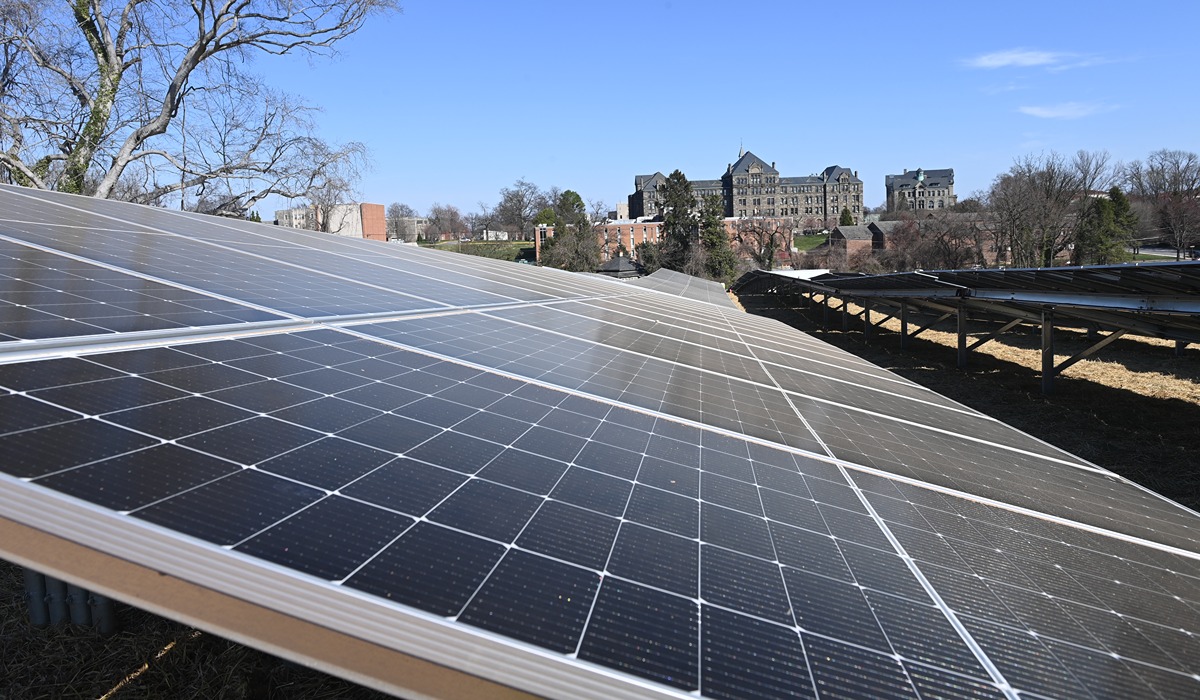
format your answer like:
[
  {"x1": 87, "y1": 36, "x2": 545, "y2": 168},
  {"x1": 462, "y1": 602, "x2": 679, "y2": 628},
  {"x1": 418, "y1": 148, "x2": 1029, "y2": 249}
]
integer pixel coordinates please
[
  {"x1": 628, "y1": 150, "x2": 864, "y2": 226},
  {"x1": 885, "y1": 168, "x2": 957, "y2": 212}
]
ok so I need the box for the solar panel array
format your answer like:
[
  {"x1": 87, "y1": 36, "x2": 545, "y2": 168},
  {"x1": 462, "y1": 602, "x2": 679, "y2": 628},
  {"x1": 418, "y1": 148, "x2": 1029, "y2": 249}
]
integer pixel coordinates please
[
  {"x1": 1, "y1": 184, "x2": 1199, "y2": 699},
  {"x1": 628, "y1": 268, "x2": 739, "y2": 308}
]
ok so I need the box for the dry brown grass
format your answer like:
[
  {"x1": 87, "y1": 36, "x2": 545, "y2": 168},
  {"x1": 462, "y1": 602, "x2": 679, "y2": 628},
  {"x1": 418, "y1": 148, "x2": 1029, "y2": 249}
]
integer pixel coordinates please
[{"x1": 737, "y1": 292, "x2": 1200, "y2": 511}]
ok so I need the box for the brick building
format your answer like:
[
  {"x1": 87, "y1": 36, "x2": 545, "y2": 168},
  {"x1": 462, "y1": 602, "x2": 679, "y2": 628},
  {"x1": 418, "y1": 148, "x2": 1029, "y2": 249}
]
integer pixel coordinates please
[{"x1": 535, "y1": 220, "x2": 664, "y2": 264}]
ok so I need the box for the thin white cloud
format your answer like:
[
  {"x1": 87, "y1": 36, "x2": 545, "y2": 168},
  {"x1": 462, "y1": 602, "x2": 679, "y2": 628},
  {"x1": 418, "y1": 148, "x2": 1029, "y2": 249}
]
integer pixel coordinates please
[
  {"x1": 966, "y1": 49, "x2": 1067, "y2": 69},
  {"x1": 964, "y1": 48, "x2": 1116, "y2": 72},
  {"x1": 1018, "y1": 102, "x2": 1117, "y2": 119},
  {"x1": 980, "y1": 82, "x2": 1027, "y2": 95},
  {"x1": 1047, "y1": 55, "x2": 1118, "y2": 72}
]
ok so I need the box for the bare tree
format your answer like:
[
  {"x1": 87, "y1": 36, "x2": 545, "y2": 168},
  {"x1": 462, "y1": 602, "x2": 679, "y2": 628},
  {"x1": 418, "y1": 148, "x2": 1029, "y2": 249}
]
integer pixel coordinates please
[
  {"x1": 471, "y1": 201, "x2": 499, "y2": 236},
  {"x1": 0, "y1": 0, "x2": 397, "y2": 202},
  {"x1": 386, "y1": 202, "x2": 418, "y2": 241},
  {"x1": 306, "y1": 141, "x2": 369, "y2": 232},
  {"x1": 986, "y1": 152, "x2": 1097, "y2": 267},
  {"x1": 733, "y1": 218, "x2": 791, "y2": 270},
  {"x1": 1124, "y1": 150, "x2": 1200, "y2": 260},
  {"x1": 495, "y1": 179, "x2": 546, "y2": 241},
  {"x1": 425, "y1": 203, "x2": 466, "y2": 242},
  {"x1": 589, "y1": 199, "x2": 608, "y2": 223}
]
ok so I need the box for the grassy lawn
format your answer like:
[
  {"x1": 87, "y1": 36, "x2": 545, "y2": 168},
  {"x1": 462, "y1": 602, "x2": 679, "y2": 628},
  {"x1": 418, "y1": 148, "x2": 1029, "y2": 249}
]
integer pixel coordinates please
[
  {"x1": 793, "y1": 233, "x2": 828, "y2": 252},
  {"x1": 429, "y1": 240, "x2": 535, "y2": 262}
]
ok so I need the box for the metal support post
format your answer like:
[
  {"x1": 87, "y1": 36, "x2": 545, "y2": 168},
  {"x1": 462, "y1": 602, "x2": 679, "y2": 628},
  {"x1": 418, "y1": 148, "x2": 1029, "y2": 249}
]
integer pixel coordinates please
[
  {"x1": 957, "y1": 307, "x2": 969, "y2": 368},
  {"x1": 1041, "y1": 308, "x2": 1055, "y2": 394}
]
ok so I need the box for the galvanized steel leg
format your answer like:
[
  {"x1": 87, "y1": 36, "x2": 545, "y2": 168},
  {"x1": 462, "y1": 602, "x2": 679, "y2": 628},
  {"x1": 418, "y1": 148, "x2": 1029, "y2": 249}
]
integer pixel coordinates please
[
  {"x1": 1042, "y1": 308, "x2": 1055, "y2": 394},
  {"x1": 957, "y1": 307, "x2": 969, "y2": 368}
]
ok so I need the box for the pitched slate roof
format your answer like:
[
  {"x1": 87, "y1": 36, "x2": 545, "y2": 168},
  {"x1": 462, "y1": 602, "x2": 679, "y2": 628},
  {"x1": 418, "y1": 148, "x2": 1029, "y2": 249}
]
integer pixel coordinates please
[
  {"x1": 821, "y1": 165, "x2": 860, "y2": 182},
  {"x1": 886, "y1": 168, "x2": 955, "y2": 190},
  {"x1": 727, "y1": 151, "x2": 778, "y2": 176},
  {"x1": 832, "y1": 224, "x2": 873, "y2": 240},
  {"x1": 634, "y1": 172, "x2": 666, "y2": 191}
]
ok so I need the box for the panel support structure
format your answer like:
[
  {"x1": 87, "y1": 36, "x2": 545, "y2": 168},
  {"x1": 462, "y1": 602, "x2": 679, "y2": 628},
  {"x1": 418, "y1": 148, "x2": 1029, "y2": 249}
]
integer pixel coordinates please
[
  {"x1": 1054, "y1": 329, "x2": 1128, "y2": 376},
  {"x1": 968, "y1": 319, "x2": 1024, "y2": 352},
  {"x1": 911, "y1": 312, "x2": 953, "y2": 341},
  {"x1": 1042, "y1": 308, "x2": 1055, "y2": 394},
  {"x1": 957, "y1": 307, "x2": 969, "y2": 368}
]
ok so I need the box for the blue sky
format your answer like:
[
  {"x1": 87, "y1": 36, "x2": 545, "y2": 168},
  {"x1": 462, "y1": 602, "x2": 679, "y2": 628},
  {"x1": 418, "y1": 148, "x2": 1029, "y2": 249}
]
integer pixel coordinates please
[{"x1": 253, "y1": 1, "x2": 1199, "y2": 217}]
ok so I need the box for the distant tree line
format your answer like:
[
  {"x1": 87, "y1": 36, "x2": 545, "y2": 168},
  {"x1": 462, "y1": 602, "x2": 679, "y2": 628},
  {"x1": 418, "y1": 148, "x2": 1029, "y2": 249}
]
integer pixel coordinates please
[
  {"x1": 809, "y1": 148, "x2": 1200, "y2": 274},
  {"x1": 384, "y1": 179, "x2": 608, "y2": 272}
]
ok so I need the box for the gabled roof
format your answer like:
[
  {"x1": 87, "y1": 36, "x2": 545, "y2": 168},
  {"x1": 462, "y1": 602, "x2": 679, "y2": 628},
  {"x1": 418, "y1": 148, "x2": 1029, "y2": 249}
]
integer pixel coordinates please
[
  {"x1": 727, "y1": 151, "x2": 778, "y2": 176},
  {"x1": 822, "y1": 165, "x2": 860, "y2": 183},
  {"x1": 633, "y1": 172, "x2": 666, "y2": 191},
  {"x1": 869, "y1": 220, "x2": 906, "y2": 235},
  {"x1": 832, "y1": 224, "x2": 873, "y2": 240}
]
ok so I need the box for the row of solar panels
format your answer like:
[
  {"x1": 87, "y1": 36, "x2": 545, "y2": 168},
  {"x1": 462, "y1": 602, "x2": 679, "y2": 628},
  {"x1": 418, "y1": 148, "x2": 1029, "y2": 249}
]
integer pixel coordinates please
[
  {"x1": 1, "y1": 184, "x2": 1198, "y2": 699},
  {"x1": 735, "y1": 264, "x2": 1200, "y2": 346}
]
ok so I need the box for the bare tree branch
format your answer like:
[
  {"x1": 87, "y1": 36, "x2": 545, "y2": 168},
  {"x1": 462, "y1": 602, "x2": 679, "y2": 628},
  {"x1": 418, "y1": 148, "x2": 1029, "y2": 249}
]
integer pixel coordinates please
[{"x1": 0, "y1": 0, "x2": 398, "y2": 201}]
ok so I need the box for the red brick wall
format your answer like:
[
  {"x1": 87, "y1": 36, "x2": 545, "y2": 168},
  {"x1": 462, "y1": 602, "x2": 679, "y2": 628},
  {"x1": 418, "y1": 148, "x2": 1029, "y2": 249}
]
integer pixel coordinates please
[
  {"x1": 360, "y1": 203, "x2": 386, "y2": 241},
  {"x1": 595, "y1": 221, "x2": 662, "y2": 260}
]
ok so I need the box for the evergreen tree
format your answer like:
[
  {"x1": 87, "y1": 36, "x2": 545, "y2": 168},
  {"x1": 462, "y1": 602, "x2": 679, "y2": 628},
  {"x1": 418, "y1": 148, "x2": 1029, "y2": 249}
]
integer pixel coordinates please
[
  {"x1": 658, "y1": 170, "x2": 696, "y2": 271},
  {"x1": 839, "y1": 207, "x2": 854, "y2": 226},
  {"x1": 635, "y1": 241, "x2": 661, "y2": 273},
  {"x1": 698, "y1": 193, "x2": 736, "y2": 283},
  {"x1": 1074, "y1": 187, "x2": 1135, "y2": 265},
  {"x1": 1108, "y1": 186, "x2": 1140, "y2": 243},
  {"x1": 540, "y1": 190, "x2": 600, "y2": 272}
]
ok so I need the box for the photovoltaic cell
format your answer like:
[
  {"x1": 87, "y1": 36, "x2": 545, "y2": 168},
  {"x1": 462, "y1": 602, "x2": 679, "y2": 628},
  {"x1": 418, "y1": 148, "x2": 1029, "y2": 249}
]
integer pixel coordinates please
[{"x1": 1, "y1": 186, "x2": 1198, "y2": 700}]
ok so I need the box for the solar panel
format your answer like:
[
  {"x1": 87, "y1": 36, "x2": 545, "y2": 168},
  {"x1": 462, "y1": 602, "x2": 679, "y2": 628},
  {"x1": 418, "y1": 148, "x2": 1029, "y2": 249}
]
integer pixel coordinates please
[
  {"x1": 1, "y1": 184, "x2": 1198, "y2": 699},
  {"x1": 628, "y1": 267, "x2": 739, "y2": 308}
]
